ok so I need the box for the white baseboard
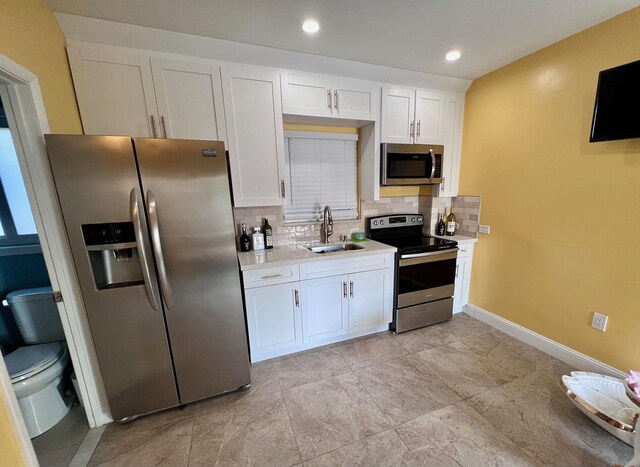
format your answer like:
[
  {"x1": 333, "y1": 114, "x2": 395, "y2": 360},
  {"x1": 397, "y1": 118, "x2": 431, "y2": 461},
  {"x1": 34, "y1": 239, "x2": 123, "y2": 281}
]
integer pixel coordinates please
[{"x1": 464, "y1": 304, "x2": 626, "y2": 379}]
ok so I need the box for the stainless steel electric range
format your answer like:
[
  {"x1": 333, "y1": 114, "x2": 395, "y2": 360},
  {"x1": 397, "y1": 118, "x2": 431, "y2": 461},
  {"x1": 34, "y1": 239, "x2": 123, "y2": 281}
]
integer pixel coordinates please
[{"x1": 367, "y1": 214, "x2": 458, "y2": 333}]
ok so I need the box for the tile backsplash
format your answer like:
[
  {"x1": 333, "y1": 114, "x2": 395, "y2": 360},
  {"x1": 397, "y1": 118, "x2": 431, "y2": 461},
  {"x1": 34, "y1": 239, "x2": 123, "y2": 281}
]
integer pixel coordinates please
[
  {"x1": 421, "y1": 195, "x2": 482, "y2": 237},
  {"x1": 233, "y1": 196, "x2": 420, "y2": 247}
]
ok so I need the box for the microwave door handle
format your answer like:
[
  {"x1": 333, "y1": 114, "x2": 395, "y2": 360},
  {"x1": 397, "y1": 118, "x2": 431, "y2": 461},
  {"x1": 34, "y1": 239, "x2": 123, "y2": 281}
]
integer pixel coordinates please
[{"x1": 429, "y1": 149, "x2": 436, "y2": 182}]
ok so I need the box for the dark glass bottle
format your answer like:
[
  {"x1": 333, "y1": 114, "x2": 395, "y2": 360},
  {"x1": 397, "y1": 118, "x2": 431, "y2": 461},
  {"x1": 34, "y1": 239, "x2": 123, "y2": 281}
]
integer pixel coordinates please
[
  {"x1": 263, "y1": 218, "x2": 273, "y2": 249},
  {"x1": 437, "y1": 212, "x2": 446, "y2": 236},
  {"x1": 239, "y1": 223, "x2": 251, "y2": 252}
]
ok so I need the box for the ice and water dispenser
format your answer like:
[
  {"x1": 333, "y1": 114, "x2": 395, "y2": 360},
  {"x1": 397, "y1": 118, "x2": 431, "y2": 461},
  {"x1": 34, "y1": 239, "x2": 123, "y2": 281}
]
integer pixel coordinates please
[{"x1": 82, "y1": 222, "x2": 144, "y2": 290}]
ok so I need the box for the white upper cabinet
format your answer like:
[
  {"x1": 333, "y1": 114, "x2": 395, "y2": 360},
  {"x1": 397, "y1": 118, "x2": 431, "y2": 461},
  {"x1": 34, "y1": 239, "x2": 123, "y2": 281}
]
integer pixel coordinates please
[
  {"x1": 439, "y1": 94, "x2": 465, "y2": 197},
  {"x1": 281, "y1": 73, "x2": 377, "y2": 121},
  {"x1": 149, "y1": 58, "x2": 226, "y2": 141},
  {"x1": 222, "y1": 64, "x2": 286, "y2": 207},
  {"x1": 414, "y1": 90, "x2": 445, "y2": 145},
  {"x1": 381, "y1": 86, "x2": 444, "y2": 145},
  {"x1": 67, "y1": 46, "x2": 227, "y2": 142},
  {"x1": 67, "y1": 47, "x2": 159, "y2": 137}
]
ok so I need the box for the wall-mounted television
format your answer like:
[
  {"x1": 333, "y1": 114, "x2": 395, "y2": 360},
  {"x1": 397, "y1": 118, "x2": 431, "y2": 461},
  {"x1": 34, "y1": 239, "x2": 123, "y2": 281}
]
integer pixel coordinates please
[{"x1": 589, "y1": 59, "x2": 640, "y2": 142}]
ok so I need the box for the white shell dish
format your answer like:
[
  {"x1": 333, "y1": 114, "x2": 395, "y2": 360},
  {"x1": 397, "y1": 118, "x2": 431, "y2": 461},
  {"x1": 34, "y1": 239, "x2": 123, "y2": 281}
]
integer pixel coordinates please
[{"x1": 562, "y1": 371, "x2": 639, "y2": 446}]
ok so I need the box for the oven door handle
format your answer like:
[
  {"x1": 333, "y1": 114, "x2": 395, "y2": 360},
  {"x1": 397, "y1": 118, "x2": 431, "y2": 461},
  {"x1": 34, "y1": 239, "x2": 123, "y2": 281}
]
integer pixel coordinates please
[{"x1": 399, "y1": 248, "x2": 458, "y2": 266}]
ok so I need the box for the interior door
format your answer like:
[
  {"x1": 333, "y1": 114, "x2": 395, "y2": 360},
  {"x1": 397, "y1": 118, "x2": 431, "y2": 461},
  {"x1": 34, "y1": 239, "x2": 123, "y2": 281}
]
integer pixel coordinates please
[
  {"x1": 45, "y1": 135, "x2": 178, "y2": 420},
  {"x1": 134, "y1": 138, "x2": 250, "y2": 404},
  {"x1": 150, "y1": 58, "x2": 227, "y2": 141},
  {"x1": 67, "y1": 47, "x2": 159, "y2": 137}
]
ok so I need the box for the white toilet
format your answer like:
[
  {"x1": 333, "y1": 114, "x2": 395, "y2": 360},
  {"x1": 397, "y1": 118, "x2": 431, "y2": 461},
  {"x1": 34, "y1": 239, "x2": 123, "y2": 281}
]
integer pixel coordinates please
[{"x1": 3, "y1": 287, "x2": 72, "y2": 438}]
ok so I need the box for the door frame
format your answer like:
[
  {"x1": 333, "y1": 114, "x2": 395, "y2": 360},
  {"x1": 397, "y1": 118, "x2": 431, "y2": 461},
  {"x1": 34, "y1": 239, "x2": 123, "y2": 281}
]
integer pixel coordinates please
[{"x1": 0, "y1": 54, "x2": 111, "y2": 459}]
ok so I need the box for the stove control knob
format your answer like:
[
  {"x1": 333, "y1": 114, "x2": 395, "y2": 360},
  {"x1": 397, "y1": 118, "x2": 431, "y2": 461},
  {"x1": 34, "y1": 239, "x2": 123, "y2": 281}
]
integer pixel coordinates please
[
  {"x1": 373, "y1": 220, "x2": 378, "y2": 225},
  {"x1": 417, "y1": 217, "x2": 422, "y2": 222},
  {"x1": 380, "y1": 220, "x2": 385, "y2": 225},
  {"x1": 411, "y1": 217, "x2": 415, "y2": 222}
]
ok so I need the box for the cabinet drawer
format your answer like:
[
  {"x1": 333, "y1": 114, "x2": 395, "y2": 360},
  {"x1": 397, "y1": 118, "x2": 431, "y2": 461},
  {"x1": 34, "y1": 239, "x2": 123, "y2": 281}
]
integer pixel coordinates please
[
  {"x1": 243, "y1": 265, "x2": 300, "y2": 288},
  {"x1": 299, "y1": 253, "x2": 393, "y2": 280},
  {"x1": 456, "y1": 243, "x2": 474, "y2": 259}
]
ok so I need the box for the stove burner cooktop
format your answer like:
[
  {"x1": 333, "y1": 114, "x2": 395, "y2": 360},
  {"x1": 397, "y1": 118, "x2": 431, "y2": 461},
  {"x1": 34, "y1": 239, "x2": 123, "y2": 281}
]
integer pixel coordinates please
[{"x1": 366, "y1": 214, "x2": 458, "y2": 254}]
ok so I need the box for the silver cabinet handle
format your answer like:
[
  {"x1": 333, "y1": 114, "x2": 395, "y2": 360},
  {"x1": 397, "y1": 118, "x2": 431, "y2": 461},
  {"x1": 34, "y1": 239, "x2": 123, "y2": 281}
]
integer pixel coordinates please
[
  {"x1": 417, "y1": 120, "x2": 421, "y2": 137},
  {"x1": 150, "y1": 115, "x2": 157, "y2": 138},
  {"x1": 327, "y1": 89, "x2": 332, "y2": 109},
  {"x1": 343, "y1": 281, "x2": 347, "y2": 298},
  {"x1": 334, "y1": 90, "x2": 338, "y2": 110},
  {"x1": 160, "y1": 116, "x2": 167, "y2": 138},
  {"x1": 295, "y1": 289, "x2": 300, "y2": 307},
  {"x1": 146, "y1": 190, "x2": 173, "y2": 310},
  {"x1": 410, "y1": 121, "x2": 414, "y2": 138},
  {"x1": 261, "y1": 274, "x2": 283, "y2": 279},
  {"x1": 349, "y1": 281, "x2": 354, "y2": 298},
  {"x1": 281, "y1": 179, "x2": 286, "y2": 198},
  {"x1": 441, "y1": 176, "x2": 445, "y2": 191},
  {"x1": 429, "y1": 149, "x2": 436, "y2": 182},
  {"x1": 130, "y1": 188, "x2": 158, "y2": 311},
  {"x1": 455, "y1": 264, "x2": 459, "y2": 278}
]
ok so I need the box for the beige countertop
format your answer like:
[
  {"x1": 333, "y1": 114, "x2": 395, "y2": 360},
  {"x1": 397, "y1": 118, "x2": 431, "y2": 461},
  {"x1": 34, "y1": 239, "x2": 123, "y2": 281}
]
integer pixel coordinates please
[
  {"x1": 237, "y1": 240, "x2": 397, "y2": 271},
  {"x1": 433, "y1": 234, "x2": 478, "y2": 244}
]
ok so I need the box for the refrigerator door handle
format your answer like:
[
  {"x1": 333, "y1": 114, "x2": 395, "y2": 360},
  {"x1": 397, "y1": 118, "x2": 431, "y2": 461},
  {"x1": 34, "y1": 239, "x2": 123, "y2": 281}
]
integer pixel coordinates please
[
  {"x1": 130, "y1": 188, "x2": 159, "y2": 311},
  {"x1": 146, "y1": 190, "x2": 174, "y2": 310}
]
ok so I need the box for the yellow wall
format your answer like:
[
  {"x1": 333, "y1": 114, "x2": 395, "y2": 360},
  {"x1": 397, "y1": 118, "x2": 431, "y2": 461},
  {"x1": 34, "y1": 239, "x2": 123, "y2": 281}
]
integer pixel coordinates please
[
  {"x1": 0, "y1": 0, "x2": 82, "y2": 133},
  {"x1": 460, "y1": 7, "x2": 640, "y2": 371},
  {"x1": 0, "y1": 1, "x2": 82, "y2": 465},
  {"x1": 0, "y1": 398, "x2": 25, "y2": 467}
]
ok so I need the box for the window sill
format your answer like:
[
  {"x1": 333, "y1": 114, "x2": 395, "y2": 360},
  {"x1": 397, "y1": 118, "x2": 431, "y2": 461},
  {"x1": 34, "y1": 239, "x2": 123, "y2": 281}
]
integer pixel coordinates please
[
  {"x1": 283, "y1": 218, "x2": 359, "y2": 226},
  {"x1": 0, "y1": 243, "x2": 42, "y2": 257}
]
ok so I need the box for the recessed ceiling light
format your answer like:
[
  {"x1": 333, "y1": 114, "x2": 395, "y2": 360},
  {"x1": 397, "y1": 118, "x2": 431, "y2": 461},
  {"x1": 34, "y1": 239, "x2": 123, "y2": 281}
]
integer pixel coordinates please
[
  {"x1": 445, "y1": 50, "x2": 461, "y2": 61},
  {"x1": 302, "y1": 20, "x2": 320, "y2": 34}
]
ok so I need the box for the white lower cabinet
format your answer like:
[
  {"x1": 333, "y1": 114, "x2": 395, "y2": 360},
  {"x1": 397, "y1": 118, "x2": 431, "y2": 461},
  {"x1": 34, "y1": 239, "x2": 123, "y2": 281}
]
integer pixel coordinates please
[
  {"x1": 243, "y1": 253, "x2": 394, "y2": 362},
  {"x1": 348, "y1": 269, "x2": 388, "y2": 333},
  {"x1": 453, "y1": 243, "x2": 474, "y2": 312},
  {"x1": 245, "y1": 282, "x2": 303, "y2": 356},
  {"x1": 300, "y1": 275, "x2": 349, "y2": 344}
]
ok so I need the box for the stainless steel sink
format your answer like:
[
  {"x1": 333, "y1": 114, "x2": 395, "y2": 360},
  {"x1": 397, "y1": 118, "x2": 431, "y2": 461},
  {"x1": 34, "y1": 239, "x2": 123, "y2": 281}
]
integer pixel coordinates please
[{"x1": 307, "y1": 243, "x2": 365, "y2": 254}]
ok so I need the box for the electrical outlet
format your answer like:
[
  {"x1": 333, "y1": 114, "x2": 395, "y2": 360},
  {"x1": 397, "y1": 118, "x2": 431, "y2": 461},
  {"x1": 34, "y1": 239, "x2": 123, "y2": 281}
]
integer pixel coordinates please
[
  {"x1": 479, "y1": 225, "x2": 491, "y2": 234},
  {"x1": 591, "y1": 312, "x2": 608, "y2": 332}
]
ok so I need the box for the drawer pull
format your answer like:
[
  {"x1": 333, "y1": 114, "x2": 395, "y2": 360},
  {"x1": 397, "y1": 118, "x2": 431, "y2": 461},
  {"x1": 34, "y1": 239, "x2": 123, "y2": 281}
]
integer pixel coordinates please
[
  {"x1": 294, "y1": 289, "x2": 300, "y2": 307},
  {"x1": 260, "y1": 273, "x2": 283, "y2": 279}
]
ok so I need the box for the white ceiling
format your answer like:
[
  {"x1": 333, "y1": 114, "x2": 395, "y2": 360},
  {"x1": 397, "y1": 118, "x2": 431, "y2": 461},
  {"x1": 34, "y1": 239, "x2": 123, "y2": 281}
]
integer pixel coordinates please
[{"x1": 43, "y1": 0, "x2": 640, "y2": 79}]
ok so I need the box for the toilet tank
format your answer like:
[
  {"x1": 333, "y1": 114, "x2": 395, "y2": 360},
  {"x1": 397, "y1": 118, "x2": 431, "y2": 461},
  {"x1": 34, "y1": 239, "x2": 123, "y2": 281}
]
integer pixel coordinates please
[{"x1": 5, "y1": 287, "x2": 65, "y2": 344}]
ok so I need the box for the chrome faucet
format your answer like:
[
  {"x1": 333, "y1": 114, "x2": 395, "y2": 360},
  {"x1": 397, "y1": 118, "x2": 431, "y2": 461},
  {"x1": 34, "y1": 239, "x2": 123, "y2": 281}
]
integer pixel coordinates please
[{"x1": 322, "y1": 205, "x2": 333, "y2": 243}]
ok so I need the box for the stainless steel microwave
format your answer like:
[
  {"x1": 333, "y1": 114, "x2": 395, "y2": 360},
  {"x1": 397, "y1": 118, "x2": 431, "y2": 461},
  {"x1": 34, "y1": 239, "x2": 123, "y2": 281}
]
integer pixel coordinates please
[{"x1": 381, "y1": 143, "x2": 443, "y2": 186}]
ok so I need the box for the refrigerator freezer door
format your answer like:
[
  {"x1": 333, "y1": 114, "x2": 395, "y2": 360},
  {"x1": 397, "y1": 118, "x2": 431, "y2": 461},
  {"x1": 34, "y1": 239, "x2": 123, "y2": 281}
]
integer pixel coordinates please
[
  {"x1": 45, "y1": 135, "x2": 179, "y2": 419},
  {"x1": 134, "y1": 138, "x2": 250, "y2": 403}
]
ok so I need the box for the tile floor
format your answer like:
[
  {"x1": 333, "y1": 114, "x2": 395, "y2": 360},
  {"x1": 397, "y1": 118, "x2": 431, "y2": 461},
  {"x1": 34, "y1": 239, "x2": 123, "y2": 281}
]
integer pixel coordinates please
[
  {"x1": 55, "y1": 313, "x2": 634, "y2": 467},
  {"x1": 33, "y1": 404, "x2": 90, "y2": 467}
]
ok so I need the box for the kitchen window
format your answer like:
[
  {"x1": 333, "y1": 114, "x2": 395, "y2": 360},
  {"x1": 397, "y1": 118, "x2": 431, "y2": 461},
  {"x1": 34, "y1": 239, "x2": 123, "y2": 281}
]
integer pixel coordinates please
[
  {"x1": 0, "y1": 124, "x2": 38, "y2": 246},
  {"x1": 283, "y1": 131, "x2": 358, "y2": 223}
]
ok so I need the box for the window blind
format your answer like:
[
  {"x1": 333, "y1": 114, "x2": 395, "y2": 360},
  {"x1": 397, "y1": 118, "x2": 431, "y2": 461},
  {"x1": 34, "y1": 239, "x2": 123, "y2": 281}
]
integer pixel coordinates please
[{"x1": 284, "y1": 133, "x2": 358, "y2": 223}]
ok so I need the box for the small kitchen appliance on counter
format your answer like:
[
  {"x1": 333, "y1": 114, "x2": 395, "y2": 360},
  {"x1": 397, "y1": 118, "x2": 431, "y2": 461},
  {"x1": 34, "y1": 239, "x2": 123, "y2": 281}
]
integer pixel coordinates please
[{"x1": 367, "y1": 214, "x2": 458, "y2": 333}]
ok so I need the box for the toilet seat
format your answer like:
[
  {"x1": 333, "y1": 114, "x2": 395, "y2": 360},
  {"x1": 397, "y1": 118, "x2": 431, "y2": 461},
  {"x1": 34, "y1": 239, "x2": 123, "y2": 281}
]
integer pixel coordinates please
[{"x1": 6, "y1": 342, "x2": 65, "y2": 383}]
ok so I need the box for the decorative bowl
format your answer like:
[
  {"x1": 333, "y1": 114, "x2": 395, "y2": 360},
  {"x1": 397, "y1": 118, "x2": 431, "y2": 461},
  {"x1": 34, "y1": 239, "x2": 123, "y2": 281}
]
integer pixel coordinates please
[{"x1": 562, "y1": 371, "x2": 639, "y2": 446}]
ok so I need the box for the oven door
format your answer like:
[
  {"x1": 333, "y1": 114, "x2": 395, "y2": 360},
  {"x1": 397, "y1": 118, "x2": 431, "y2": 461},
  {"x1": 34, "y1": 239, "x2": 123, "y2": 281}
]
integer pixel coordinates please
[
  {"x1": 381, "y1": 143, "x2": 443, "y2": 186},
  {"x1": 397, "y1": 249, "x2": 457, "y2": 308}
]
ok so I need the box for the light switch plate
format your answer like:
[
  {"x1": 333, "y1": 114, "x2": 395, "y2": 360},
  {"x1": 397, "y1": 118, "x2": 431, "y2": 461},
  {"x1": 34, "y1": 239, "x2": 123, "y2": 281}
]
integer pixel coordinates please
[{"x1": 479, "y1": 225, "x2": 491, "y2": 234}]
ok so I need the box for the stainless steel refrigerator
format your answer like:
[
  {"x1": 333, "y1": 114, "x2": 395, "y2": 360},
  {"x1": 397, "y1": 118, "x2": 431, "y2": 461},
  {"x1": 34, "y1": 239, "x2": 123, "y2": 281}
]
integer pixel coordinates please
[{"x1": 45, "y1": 135, "x2": 250, "y2": 420}]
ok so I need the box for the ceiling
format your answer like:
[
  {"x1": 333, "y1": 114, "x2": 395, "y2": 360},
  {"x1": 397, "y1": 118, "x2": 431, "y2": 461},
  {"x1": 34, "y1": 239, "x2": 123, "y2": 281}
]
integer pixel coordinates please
[{"x1": 43, "y1": 0, "x2": 640, "y2": 79}]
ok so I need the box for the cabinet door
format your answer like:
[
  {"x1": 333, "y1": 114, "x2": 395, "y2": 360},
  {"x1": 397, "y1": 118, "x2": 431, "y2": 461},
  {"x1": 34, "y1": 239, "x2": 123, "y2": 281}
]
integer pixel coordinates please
[
  {"x1": 245, "y1": 283, "x2": 302, "y2": 360},
  {"x1": 150, "y1": 58, "x2": 227, "y2": 141},
  {"x1": 381, "y1": 87, "x2": 414, "y2": 143},
  {"x1": 223, "y1": 64, "x2": 286, "y2": 207},
  {"x1": 348, "y1": 269, "x2": 390, "y2": 333},
  {"x1": 67, "y1": 46, "x2": 159, "y2": 137},
  {"x1": 281, "y1": 73, "x2": 332, "y2": 117},
  {"x1": 438, "y1": 94, "x2": 464, "y2": 197},
  {"x1": 332, "y1": 79, "x2": 376, "y2": 120},
  {"x1": 454, "y1": 256, "x2": 471, "y2": 311},
  {"x1": 300, "y1": 275, "x2": 349, "y2": 344},
  {"x1": 415, "y1": 90, "x2": 445, "y2": 145}
]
